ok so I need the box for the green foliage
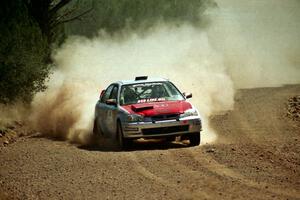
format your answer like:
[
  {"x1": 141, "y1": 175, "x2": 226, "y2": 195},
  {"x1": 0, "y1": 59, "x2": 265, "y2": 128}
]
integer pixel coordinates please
[
  {"x1": 0, "y1": 1, "x2": 51, "y2": 104},
  {"x1": 66, "y1": 0, "x2": 216, "y2": 36}
]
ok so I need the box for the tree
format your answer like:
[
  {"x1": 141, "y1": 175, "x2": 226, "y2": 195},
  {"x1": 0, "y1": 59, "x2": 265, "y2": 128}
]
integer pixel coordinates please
[
  {"x1": 0, "y1": 0, "x2": 50, "y2": 103},
  {"x1": 25, "y1": 0, "x2": 92, "y2": 45},
  {"x1": 0, "y1": 0, "x2": 92, "y2": 104}
]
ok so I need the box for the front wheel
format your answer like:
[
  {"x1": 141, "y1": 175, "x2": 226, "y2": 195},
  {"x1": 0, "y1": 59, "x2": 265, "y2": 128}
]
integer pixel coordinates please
[
  {"x1": 117, "y1": 122, "x2": 131, "y2": 150},
  {"x1": 188, "y1": 132, "x2": 201, "y2": 146}
]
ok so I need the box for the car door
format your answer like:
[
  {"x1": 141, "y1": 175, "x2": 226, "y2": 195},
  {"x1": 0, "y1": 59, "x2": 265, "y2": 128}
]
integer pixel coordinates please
[
  {"x1": 96, "y1": 84, "x2": 114, "y2": 136},
  {"x1": 106, "y1": 85, "x2": 119, "y2": 137}
]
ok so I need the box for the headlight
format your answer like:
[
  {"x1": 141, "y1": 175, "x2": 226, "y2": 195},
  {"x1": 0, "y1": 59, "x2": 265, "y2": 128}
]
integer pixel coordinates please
[
  {"x1": 127, "y1": 114, "x2": 144, "y2": 122},
  {"x1": 180, "y1": 108, "x2": 199, "y2": 118}
]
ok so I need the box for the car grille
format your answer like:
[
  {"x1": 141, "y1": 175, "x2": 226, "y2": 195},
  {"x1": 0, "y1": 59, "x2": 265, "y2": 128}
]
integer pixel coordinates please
[
  {"x1": 142, "y1": 125, "x2": 189, "y2": 135},
  {"x1": 151, "y1": 114, "x2": 180, "y2": 121}
]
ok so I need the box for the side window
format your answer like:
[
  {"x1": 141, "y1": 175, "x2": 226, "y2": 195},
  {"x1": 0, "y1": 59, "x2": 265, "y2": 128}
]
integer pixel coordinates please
[
  {"x1": 101, "y1": 85, "x2": 114, "y2": 103},
  {"x1": 109, "y1": 85, "x2": 119, "y2": 100}
]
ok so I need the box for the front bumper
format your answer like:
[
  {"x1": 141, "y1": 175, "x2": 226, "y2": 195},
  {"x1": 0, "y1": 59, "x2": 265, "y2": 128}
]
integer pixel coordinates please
[{"x1": 122, "y1": 116, "x2": 202, "y2": 138}]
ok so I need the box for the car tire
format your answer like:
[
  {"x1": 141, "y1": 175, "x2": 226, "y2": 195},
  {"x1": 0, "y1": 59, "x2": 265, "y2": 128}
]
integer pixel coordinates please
[
  {"x1": 189, "y1": 132, "x2": 201, "y2": 146},
  {"x1": 117, "y1": 121, "x2": 131, "y2": 150},
  {"x1": 93, "y1": 118, "x2": 99, "y2": 135}
]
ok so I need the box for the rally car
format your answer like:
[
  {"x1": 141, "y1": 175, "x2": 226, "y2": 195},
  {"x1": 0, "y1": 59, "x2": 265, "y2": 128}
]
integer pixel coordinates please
[{"x1": 93, "y1": 76, "x2": 202, "y2": 149}]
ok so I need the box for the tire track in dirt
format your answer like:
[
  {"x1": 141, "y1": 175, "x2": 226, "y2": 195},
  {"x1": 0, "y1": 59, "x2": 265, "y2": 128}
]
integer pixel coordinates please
[
  {"x1": 165, "y1": 147, "x2": 300, "y2": 199},
  {"x1": 203, "y1": 85, "x2": 300, "y2": 199},
  {"x1": 126, "y1": 152, "x2": 211, "y2": 199},
  {"x1": 186, "y1": 148, "x2": 300, "y2": 199},
  {"x1": 165, "y1": 148, "x2": 273, "y2": 199},
  {"x1": 127, "y1": 147, "x2": 292, "y2": 200},
  {"x1": 126, "y1": 153, "x2": 176, "y2": 187}
]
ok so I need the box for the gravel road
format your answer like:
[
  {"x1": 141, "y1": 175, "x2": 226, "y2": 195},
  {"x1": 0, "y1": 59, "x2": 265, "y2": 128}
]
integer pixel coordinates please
[{"x1": 1, "y1": 85, "x2": 299, "y2": 200}]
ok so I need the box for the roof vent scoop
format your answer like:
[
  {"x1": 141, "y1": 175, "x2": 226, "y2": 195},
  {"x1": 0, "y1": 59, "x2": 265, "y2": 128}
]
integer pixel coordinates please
[{"x1": 135, "y1": 76, "x2": 148, "y2": 81}]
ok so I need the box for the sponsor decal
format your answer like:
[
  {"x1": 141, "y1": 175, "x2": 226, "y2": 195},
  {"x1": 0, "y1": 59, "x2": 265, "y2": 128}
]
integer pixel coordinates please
[{"x1": 137, "y1": 98, "x2": 166, "y2": 103}]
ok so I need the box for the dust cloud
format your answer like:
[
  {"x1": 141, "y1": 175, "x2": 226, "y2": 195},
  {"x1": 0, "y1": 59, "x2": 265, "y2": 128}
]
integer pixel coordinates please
[
  {"x1": 211, "y1": 0, "x2": 300, "y2": 88},
  {"x1": 29, "y1": 0, "x2": 300, "y2": 145}
]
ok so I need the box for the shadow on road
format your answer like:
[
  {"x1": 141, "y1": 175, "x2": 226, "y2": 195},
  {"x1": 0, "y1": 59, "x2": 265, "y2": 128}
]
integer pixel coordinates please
[
  {"x1": 28, "y1": 132, "x2": 190, "y2": 152},
  {"x1": 78, "y1": 139, "x2": 190, "y2": 152}
]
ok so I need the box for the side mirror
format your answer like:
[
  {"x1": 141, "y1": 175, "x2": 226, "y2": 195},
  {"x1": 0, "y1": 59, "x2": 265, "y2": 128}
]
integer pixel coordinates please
[
  {"x1": 183, "y1": 92, "x2": 192, "y2": 99},
  {"x1": 106, "y1": 99, "x2": 117, "y2": 106},
  {"x1": 100, "y1": 90, "x2": 105, "y2": 99}
]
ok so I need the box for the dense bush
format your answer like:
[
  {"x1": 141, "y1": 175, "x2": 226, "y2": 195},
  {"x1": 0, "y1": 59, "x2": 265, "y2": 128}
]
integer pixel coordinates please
[{"x1": 0, "y1": 1, "x2": 51, "y2": 104}]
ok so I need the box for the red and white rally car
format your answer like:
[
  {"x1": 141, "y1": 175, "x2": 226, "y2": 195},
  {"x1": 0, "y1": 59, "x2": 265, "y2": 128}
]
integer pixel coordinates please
[{"x1": 93, "y1": 76, "x2": 202, "y2": 149}]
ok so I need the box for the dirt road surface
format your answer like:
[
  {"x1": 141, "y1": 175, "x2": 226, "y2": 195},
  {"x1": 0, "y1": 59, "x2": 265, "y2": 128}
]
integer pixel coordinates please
[{"x1": 1, "y1": 85, "x2": 299, "y2": 200}]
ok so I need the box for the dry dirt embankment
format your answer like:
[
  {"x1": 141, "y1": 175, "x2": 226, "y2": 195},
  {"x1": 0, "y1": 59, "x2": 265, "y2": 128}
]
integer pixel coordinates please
[{"x1": 0, "y1": 85, "x2": 299, "y2": 200}]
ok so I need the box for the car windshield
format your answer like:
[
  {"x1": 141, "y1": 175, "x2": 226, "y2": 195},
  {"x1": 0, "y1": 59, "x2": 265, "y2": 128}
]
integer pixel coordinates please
[{"x1": 120, "y1": 81, "x2": 184, "y2": 105}]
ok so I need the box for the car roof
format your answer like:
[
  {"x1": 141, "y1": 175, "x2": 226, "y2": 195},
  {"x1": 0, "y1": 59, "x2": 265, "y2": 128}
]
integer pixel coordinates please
[{"x1": 115, "y1": 77, "x2": 169, "y2": 85}]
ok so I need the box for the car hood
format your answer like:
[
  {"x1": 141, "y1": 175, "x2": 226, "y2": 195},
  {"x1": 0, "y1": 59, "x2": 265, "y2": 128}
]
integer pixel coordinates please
[{"x1": 121, "y1": 100, "x2": 192, "y2": 117}]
